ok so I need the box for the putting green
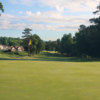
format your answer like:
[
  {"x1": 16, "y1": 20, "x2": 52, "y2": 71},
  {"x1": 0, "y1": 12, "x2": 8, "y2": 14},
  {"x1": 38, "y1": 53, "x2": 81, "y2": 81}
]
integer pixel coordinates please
[{"x1": 0, "y1": 52, "x2": 100, "y2": 100}]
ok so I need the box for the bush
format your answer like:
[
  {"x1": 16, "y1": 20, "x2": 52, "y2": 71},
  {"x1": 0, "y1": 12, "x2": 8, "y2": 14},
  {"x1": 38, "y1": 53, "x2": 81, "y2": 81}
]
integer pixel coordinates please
[{"x1": 81, "y1": 54, "x2": 91, "y2": 60}]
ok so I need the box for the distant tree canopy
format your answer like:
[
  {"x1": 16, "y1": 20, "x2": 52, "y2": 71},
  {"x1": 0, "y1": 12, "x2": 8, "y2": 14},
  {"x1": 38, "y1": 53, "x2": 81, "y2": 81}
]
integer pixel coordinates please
[
  {"x1": 45, "y1": 41, "x2": 57, "y2": 51},
  {"x1": 0, "y1": 2, "x2": 4, "y2": 12},
  {"x1": 0, "y1": 37, "x2": 23, "y2": 46}
]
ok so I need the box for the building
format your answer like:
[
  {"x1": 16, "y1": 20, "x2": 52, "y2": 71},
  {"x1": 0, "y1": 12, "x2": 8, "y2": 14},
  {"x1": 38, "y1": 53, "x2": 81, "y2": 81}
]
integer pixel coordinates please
[
  {"x1": 15, "y1": 46, "x2": 24, "y2": 52},
  {"x1": 0, "y1": 45, "x2": 3, "y2": 50},
  {"x1": 0, "y1": 45, "x2": 24, "y2": 52},
  {"x1": 11, "y1": 46, "x2": 16, "y2": 52}
]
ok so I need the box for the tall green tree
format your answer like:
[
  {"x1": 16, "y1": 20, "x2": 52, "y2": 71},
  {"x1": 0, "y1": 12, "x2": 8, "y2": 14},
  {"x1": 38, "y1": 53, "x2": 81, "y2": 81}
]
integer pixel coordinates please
[
  {"x1": 60, "y1": 34, "x2": 74, "y2": 56},
  {"x1": 22, "y1": 28, "x2": 32, "y2": 39},
  {"x1": 22, "y1": 28, "x2": 32, "y2": 55},
  {"x1": 75, "y1": 3, "x2": 100, "y2": 57},
  {"x1": 55, "y1": 39, "x2": 61, "y2": 52},
  {"x1": 90, "y1": 3, "x2": 100, "y2": 25},
  {"x1": 30, "y1": 34, "x2": 44, "y2": 55}
]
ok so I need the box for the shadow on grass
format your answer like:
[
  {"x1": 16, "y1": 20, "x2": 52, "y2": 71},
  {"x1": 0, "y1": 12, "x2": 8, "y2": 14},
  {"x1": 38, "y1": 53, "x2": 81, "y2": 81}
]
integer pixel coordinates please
[{"x1": 0, "y1": 52, "x2": 100, "y2": 62}]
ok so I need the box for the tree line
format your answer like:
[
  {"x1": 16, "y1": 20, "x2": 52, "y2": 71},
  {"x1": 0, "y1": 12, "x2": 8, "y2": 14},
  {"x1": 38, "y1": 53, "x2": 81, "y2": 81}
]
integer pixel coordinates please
[
  {"x1": 45, "y1": 4, "x2": 100, "y2": 58},
  {"x1": 0, "y1": 37, "x2": 23, "y2": 46}
]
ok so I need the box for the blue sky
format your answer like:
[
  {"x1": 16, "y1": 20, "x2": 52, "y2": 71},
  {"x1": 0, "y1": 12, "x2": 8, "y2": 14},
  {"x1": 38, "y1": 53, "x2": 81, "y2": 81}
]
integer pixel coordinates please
[{"x1": 0, "y1": 0, "x2": 99, "y2": 40}]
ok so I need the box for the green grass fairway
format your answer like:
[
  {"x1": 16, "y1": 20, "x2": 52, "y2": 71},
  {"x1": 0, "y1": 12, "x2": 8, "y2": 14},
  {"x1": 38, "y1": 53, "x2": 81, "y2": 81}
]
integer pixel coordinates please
[{"x1": 0, "y1": 52, "x2": 100, "y2": 100}]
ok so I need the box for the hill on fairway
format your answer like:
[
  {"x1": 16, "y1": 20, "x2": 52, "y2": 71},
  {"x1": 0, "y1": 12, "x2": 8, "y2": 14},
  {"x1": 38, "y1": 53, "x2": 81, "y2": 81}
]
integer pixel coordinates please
[{"x1": 0, "y1": 51, "x2": 100, "y2": 100}]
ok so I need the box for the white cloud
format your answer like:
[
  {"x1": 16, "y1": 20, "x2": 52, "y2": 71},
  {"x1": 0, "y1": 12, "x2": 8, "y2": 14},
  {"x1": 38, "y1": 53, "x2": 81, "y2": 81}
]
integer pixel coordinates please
[
  {"x1": 2, "y1": 0, "x2": 99, "y2": 32},
  {"x1": 0, "y1": 19, "x2": 26, "y2": 30},
  {"x1": 26, "y1": 11, "x2": 34, "y2": 16},
  {"x1": 36, "y1": 12, "x2": 41, "y2": 16},
  {"x1": 24, "y1": 11, "x2": 90, "y2": 25},
  {"x1": 56, "y1": 5, "x2": 64, "y2": 12},
  {"x1": 0, "y1": 11, "x2": 91, "y2": 31},
  {"x1": 40, "y1": 0, "x2": 99, "y2": 12},
  {"x1": 19, "y1": 11, "x2": 23, "y2": 14},
  {"x1": 9, "y1": 0, "x2": 99, "y2": 12}
]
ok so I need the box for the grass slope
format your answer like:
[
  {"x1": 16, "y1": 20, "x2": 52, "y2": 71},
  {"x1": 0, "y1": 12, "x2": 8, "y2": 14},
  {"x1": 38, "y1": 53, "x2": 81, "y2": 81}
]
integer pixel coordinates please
[{"x1": 0, "y1": 51, "x2": 100, "y2": 100}]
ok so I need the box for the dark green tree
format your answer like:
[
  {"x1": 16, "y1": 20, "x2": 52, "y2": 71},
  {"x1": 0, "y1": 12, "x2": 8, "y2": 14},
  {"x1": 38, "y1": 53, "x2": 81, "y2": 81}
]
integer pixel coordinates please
[
  {"x1": 75, "y1": 3, "x2": 100, "y2": 57},
  {"x1": 0, "y1": 37, "x2": 22, "y2": 46},
  {"x1": 60, "y1": 33, "x2": 74, "y2": 56},
  {"x1": 0, "y1": 2, "x2": 4, "y2": 13},
  {"x1": 22, "y1": 28, "x2": 32, "y2": 54},
  {"x1": 55, "y1": 39, "x2": 61, "y2": 52},
  {"x1": 45, "y1": 41, "x2": 57, "y2": 51},
  {"x1": 30, "y1": 34, "x2": 44, "y2": 55}
]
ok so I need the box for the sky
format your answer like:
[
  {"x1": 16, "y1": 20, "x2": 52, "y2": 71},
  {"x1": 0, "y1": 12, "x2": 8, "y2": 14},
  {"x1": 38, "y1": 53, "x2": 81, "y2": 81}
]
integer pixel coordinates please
[{"x1": 0, "y1": 0, "x2": 99, "y2": 40}]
